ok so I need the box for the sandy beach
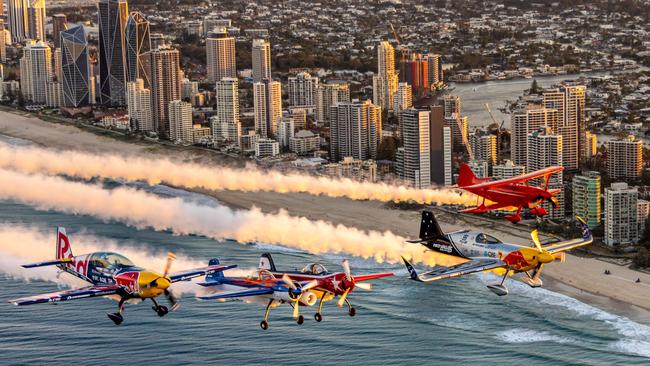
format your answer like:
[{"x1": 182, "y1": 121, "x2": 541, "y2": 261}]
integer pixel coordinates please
[{"x1": 1, "y1": 109, "x2": 649, "y2": 320}]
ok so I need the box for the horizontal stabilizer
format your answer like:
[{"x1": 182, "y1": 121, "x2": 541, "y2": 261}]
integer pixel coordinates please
[{"x1": 22, "y1": 258, "x2": 72, "y2": 268}]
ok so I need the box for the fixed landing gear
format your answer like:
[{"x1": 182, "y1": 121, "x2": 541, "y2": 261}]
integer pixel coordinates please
[
  {"x1": 314, "y1": 294, "x2": 325, "y2": 322},
  {"x1": 487, "y1": 270, "x2": 510, "y2": 296},
  {"x1": 523, "y1": 266, "x2": 544, "y2": 288},
  {"x1": 107, "y1": 298, "x2": 126, "y2": 325},
  {"x1": 297, "y1": 315, "x2": 304, "y2": 325},
  {"x1": 344, "y1": 298, "x2": 356, "y2": 317},
  {"x1": 260, "y1": 299, "x2": 274, "y2": 330},
  {"x1": 151, "y1": 298, "x2": 169, "y2": 317}
]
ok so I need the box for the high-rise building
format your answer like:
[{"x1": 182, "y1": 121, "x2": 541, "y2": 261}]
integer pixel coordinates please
[
  {"x1": 427, "y1": 105, "x2": 450, "y2": 186},
  {"x1": 527, "y1": 127, "x2": 564, "y2": 219},
  {"x1": 425, "y1": 53, "x2": 443, "y2": 88},
  {"x1": 289, "y1": 107, "x2": 307, "y2": 130},
  {"x1": 443, "y1": 95, "x2": 461, "y2": 117},
  {"x1": 27, "y1": 0, "x2": 45, "y2": 41},
  {"x1": 607, "y1": 136, "x2": 642, "y2": 180},
  {"x1": 511, "y1": 105, "x2": 559, "y2": 167},
  {"x1": 605, "y1": 182, "x2": 639, "y2": 247},
  {"x1": 543, "y1": 85, "x2": 586, "y2": 170},
  {"x1": 316, "y1": 82, "x2": 350, "y2": 124},
  {"x1": 400, "y1": 108, "x2": 431, "y2": 188},
  {"x1": 573, "y1": 171, "x2": 601, "y2": 229},
  {"x1": 585, "y1": 131, "x2": 597, "y2": 158},
  {"x1": 329, "y1": 100, "x2": 381, "y2": 162},
  {"x1": 287, "y1": 72, "x2": 318, "y2": 109},
  {"x1": 51, "y1": 13, "x2": 67, "y2": 48},
  {"x1": 149, "y1": 32, "x2": 165, "y2": 49},
  {"x1": 52, "y1": 47, "x2": 62, "y2": 81},
  {"x1": 148, "y1": 46, "x2": 182, "y2": 137},
  {"x1": 471, "y1": 133, "x2": 497, "y2": 166},
  {"x1": 638, "y1": 200, "x2": 650, "y2": 237},
  {"x1": 445, "y1": 115, "x2": 468, "y2": 151},
  {"x1": 98, "y1": 0, "x2": 128, "y2": 106},
  {"x1": 45, "y1": 80, "x2": 63, "y2": 107},
  {"x1": 393, "y1": 82, "x2": 413, "y2": 124},
  {"x1": 278, "y1": 115, "x2": 294, "y2": 148},
  {"x1": 251, "y1": 38, "x2": 271, "y2": 83},
  {"x1": 212, "y1": 77, "x2": 240, "y2": 145},
  {"x1": 126, "y1": 79, "x2": 153, "y2": 132},
  {"x1": 125, "y1": 11, "x2": 151, "y2": 87},
  {"x1": 20, "y1": 40, "x2": 51, "y2": 104},
  {"x1": 60, "y1": 25, "x2": 91, "y2": 107},
  {"x1": 372, "y1": 41, "x2": 398, "y2": 111},
  {"x1": 0, "y1": 19, "x2": 5, "y2": 63},
  {"x1": 181, "y1": 78, "x2": 198, "y2": 100},
  {"x1": 206, "y1": 27, "x2": 236, "y2": 83},
  {"x1": 7, "y1": 0, "x2": 28, "y2": 43},
  {"x1": 253, "y1": 79, "x2": 282, "y2": 137},
  {"x1": 255, "y1": 138, "x2": 280, "y2": 157},
  {"x1": 492, "y1": 160, "x2": 526, "y2": 179},
  {"x1": 203, "y1": 17, "x2": 231, "y2": 37},
  {"x1": 399, "y1": 53, "x2": 429, "y2": 96},
  {"x1": 168, "y1": 100, "x2": 193, "y2": 144}
]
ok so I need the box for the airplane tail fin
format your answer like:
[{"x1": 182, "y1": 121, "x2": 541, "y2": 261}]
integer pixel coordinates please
[
  {"x1": 457, "y1": 164, "x2": 479, "y2": 187},
  {"x1": 55, "y1": 227, "x2": 73, "y2": 260},
  {"x1": 205, "y1": 258, "x2": 225, "y2": 284},
  {"x1": 401, "y1": 256, "x2": 421, "y2": 281},
  {"x1": 407, "y1": 211, "x2": 446, "y2": 244},
  {"x1": 258, "y1": 253, "x2": 277, "y2": 272}
]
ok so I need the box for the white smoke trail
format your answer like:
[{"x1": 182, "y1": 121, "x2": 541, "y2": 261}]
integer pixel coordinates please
[
  {"x1": 0, "y1": 144, "x2": 476, "y2": 206},
  {"x1": 0, "y1": 224, "x2": 252, "y2": 295},
  {"x1": 0, "y1": 168, "x2": 464, "y2": 267}
]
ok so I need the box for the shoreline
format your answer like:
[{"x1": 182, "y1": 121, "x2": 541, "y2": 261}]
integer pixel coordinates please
[{"x1": 1, "y1": 108, "x2": 649, "y2": 323}]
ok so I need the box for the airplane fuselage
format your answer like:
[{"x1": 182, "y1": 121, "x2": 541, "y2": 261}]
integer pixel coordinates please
[
  {"x1": 426, "y1": 231, "x2": 547, "y2": 273},
  {"x1": 466, "y1": 184, "x2": 553, "y2": 209},
  {"x1": 57, "y1": 251, "x2": 169, "y2": 299}
]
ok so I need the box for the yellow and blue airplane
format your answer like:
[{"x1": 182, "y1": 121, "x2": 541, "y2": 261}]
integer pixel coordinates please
[
  {"x1": 8, "y1": 227, "x2": 236, "y2": 325},
  {"x1": 402, "y1": 211, "x2": 593, "y2": 296}
]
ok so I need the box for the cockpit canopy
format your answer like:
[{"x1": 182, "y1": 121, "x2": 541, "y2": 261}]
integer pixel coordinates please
[
  {"x1": 90, "y1": 252, "x2": 135, "y2": 271},
  {"x1": 301, "y1": 263, "x2": 328, "y2": 275},
  {"x1": 251, "y1": 269, "x2": 276, "y2": 281},
  {"x1": 476, "y1": 233, "x2": 502, "y2": 244}
]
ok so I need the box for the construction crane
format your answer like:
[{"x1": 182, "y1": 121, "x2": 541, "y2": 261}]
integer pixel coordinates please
[
  {"x1": 388, "y1": 21, "x2": 408, "y2": 64},
  {"x1": 484, "y1": 103, "x2": 505, "y2": 160}
]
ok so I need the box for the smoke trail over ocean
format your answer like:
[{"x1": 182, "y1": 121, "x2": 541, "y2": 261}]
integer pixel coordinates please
[
  {"x1": 0, "y1": 224, "x2": 251, "y2": 295},
  {"x1": 0, "y1": 144, "x2": 475, "y2": 206},
  {"x1": 0, "y1": 168, "x2": 464, "y2": 267}
]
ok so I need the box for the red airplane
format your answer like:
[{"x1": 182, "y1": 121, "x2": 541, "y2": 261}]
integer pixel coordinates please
[
  {"x1": 256, "y1": 253, "x2": 394, "y2": 322},
  {"x1": 457, "y1": 163, "x2": 564, "y2": 223}
]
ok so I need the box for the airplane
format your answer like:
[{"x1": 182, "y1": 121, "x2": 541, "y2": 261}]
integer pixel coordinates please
[
  {"x1": 256, "y1": 253, "x2": 394, "y2": 322},
  {"x1": 198, "y1": 259, "x2": 321, "y2": 330},
  {"x1": 8, "y1": 227, "x2": 236, "y2": 325},
  {"x1": 402, "y1": 210, "x2": 592, "y2": 296},
  {"x1": 457, "y1": 163, "x2": 564, "y2": 223}
]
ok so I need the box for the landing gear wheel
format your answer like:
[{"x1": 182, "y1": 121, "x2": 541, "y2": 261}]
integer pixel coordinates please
[
  {"x1": 297, "y1": 315, "x2": 304, "y2": 325},
  {"x1": 107, "y1": 312, "x2": 124, "y2": 325},
  {"x1": 156, "y1": 305, "x2": 169, "y2": 317},
  {"x1": 260, "y1": 320, "x2": 269, "y2": 330},
  {"x1": 314, "y1": 313, "x2": 323, "y2": 322},
  {"x1": 348, "y1": 307, "x2": 356, "y2": 317}
]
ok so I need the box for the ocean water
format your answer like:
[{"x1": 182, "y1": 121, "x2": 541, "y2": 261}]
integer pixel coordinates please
[
  {"x1": 1, "y1": 196, "x2": 650, "y2": 365},
  {"x1": 0, "y1": 133, "x2": 649, "y2": 364}
]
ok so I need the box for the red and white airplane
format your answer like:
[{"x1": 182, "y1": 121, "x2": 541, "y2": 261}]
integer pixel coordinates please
[{"x1": 457, "y1": 163, "x2": 564, "y2": 223}]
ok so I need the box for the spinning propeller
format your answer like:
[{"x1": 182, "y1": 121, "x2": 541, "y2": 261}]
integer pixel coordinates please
[
  {"x1": 337, "y1": 259, "x2": 372, "y2": 307},
  {"x1": 146, "y1": 252, "x2": 179, "y2": 310},
  {"x1": 282, "y1": 274, "x2": 318, "y2": 319}
]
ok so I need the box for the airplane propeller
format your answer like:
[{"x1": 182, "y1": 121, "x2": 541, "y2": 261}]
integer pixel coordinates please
[
  {"x1": 147, "y1": 252, "x2": 179, "y2": 310},
  {"x1": 526, "y1": 230, "x2": 555, "y2": 287},
  {"x1": 281, "y1": 274, "x2": 318, "y2": 319},
  {"x1": 337, "y1": 259, "x2": 372, "y2": 308}
]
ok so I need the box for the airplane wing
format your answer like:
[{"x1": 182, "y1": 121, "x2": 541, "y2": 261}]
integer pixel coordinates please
[
  {"x1": 352, "y1": 273, "x2": 394, "y2": 282},
  {"x1": 461, "y1": 202, "x2": 516, "y2": 213},
  {"x1": 169, "y1": 264, "x2": 237, "y2": 283},
  {"x1": 8, "y1": 285, "x2": 122, "y2": 306},
  {"x1": 543, "y1": 217, "x2": 593, "y2": 254},
  {"x1": 404, "y1": 257, "x2": 505, "y2": 283},
  {"x1": 463, "y1": 166, "x2": 563, "y2": 190},
  {"x1": 198, "y1": 287, "x2": 274, "y2": 300}
]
